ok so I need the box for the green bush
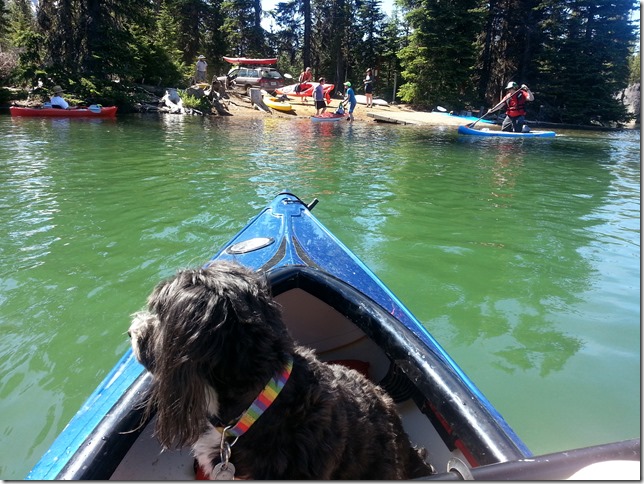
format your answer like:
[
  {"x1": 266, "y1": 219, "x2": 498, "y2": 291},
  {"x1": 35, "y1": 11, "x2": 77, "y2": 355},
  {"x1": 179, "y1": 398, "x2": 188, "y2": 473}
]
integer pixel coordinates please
[{"x1": 178, "y1": 90, "x2": 212, "y2": 112}]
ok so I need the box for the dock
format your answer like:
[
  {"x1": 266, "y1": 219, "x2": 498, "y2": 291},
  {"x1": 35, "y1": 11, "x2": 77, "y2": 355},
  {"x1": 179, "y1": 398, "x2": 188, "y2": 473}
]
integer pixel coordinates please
[{"x1": 366, "y1": 110, "x2": 476, "y2": 126}]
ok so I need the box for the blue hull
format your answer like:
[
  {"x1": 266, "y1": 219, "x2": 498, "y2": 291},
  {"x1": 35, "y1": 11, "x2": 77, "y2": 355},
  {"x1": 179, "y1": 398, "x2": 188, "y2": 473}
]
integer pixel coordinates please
[
  {"x1": 27, "y1": 192, "x2": 534, "y2": 479},
  {"x1": 458, "y1": 125, "x2": 556, "y2": 137}
]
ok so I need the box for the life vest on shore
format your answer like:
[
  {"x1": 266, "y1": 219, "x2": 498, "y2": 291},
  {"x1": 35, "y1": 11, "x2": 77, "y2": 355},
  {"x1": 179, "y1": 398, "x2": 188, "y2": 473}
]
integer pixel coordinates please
[{"x1": 505, "y1": 91, "x2": 527, "y2": 117}]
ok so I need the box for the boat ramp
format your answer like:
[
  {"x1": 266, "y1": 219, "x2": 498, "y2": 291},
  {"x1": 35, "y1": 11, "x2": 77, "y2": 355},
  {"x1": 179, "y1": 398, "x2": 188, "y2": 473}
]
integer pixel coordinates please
[{"x1": 367, "y1": 110, "x2": 477, "y2": 126}]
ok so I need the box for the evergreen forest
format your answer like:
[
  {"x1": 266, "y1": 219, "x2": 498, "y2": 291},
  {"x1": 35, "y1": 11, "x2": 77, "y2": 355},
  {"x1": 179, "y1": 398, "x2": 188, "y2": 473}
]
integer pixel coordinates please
[{"x1": 0, "y1": 0, "x2": 640, "y2": 124}]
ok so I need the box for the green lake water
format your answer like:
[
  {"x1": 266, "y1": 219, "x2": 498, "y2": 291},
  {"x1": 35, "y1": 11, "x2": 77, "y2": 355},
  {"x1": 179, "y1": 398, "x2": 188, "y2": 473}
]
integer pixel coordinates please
[{"x1": 0, "y1": 113, "x2": 639, "y2": 478}]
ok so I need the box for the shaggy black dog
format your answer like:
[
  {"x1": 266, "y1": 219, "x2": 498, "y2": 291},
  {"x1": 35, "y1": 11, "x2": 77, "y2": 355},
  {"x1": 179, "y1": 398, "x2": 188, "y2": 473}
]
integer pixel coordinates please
[{"x1": 129, "y1": 261, "x2": 433, "y2": 479}]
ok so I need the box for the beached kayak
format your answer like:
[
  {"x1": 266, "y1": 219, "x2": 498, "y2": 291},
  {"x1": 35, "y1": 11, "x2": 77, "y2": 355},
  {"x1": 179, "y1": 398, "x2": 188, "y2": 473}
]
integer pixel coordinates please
[
  {"x1": 354, "y1": 94, "x2": 389, "y2": 106},
  {"x1": 458, "y1": 124, "x2": 555, "y2": 137},
  {"x1": 263, "y1": 95, "x2": 293, "y2": 112},
  {"x1": 311, "y1": 112, "x2": 348, "y2": 122},
  {"x1": 275, "y1": 82, "x2": 334, "y2": 103}
]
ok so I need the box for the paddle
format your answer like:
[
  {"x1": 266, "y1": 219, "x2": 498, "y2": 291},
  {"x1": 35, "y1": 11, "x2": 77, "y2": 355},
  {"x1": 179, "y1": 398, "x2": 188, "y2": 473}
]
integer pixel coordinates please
[
  {"x1": 424, "y1": 438, "x2": 639, "y2": 481},
  {"x1": 467, "y1": 88, "x2": 522, "y2": 129}
]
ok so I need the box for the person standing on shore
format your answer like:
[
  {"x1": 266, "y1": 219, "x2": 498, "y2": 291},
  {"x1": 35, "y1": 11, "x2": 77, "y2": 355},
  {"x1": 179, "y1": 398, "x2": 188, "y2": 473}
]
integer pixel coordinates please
[
  {"x1": 314, "y1": 78, "x2": 327, "y2": 115},
  {"x1": 342, "y1": 81, "x2": 357, "y2": 121},
  {"x1": 363, "y1": 68, "x2": 374, "y2": 108},
  {"x1": 298, "y1": 67, "x2": 313, "y2": 102},
  {"x1": 195, "y1": 55, "x2": 208, "y2": 83}
]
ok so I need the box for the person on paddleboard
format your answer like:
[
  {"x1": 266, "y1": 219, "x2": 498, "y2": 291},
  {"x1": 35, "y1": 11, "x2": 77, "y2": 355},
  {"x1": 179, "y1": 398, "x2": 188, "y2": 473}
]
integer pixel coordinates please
[
  {"x1": 314, "y1": 78, "x2": 327, "y2": 115},
  {"x1": 501, "y1": 81, "x2": 534, "y2": 132}
]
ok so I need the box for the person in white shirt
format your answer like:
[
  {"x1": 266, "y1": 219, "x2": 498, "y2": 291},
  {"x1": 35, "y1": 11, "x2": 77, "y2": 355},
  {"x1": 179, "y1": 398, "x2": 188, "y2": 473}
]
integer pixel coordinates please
[
  {"x1": 195, "y1": 55, "x2": 208, "y2": 83},
  {"x1": 50, "y1": 85, "x2": 69, "y2": 109}
]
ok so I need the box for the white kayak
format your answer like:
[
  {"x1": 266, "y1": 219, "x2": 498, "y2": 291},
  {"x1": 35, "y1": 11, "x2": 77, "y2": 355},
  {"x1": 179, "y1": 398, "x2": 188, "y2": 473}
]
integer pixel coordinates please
[{"x1": 354, "y1": 94, "x2": 389, "y2": 106}]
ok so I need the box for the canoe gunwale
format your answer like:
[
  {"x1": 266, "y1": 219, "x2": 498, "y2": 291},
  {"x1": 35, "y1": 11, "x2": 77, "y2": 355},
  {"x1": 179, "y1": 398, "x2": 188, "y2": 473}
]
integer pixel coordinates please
[
  {"x1": 57, "y1": 372, "x2": 151, "y2": 480},
  {"x1": 267, "y1": 266, "x2": 532, "y2": 465}
]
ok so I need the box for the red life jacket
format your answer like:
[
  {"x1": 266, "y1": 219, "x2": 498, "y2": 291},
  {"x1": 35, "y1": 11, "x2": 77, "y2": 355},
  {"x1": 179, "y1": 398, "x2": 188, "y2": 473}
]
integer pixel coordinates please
[{"x1": 506, "y1": 91, "x2": 527, "y2": 117}]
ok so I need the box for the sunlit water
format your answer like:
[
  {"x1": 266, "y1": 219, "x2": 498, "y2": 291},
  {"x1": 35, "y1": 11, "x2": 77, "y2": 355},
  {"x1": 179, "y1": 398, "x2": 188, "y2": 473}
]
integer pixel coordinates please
[{"x1": 0, "y1": 113, "x2": 639, "y2": 478}]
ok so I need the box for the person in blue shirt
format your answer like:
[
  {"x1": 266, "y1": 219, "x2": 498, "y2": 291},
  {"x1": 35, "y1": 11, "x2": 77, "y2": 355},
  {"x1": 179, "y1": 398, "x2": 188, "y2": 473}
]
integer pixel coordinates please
[{"x1": 342, "y1": 81, "x2": 357, "y2": 121}]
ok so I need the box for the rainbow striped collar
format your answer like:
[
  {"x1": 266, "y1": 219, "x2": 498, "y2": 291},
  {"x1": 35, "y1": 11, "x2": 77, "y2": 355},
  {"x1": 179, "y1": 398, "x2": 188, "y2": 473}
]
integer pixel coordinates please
[{"x1": 224, "y1": 355, "x2": 294, "y2": 439}]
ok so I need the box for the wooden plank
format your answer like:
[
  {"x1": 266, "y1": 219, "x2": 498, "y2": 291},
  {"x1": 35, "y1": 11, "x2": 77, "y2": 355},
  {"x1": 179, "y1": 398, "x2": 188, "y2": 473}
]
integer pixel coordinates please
[{"x1": 366, "y1": 111, "x2": 471, "y2": 126}]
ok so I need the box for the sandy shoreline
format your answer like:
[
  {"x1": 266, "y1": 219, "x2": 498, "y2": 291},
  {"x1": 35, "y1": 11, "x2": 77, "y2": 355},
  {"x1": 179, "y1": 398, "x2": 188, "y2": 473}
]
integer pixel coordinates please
[{"x1": 222, "y1": 94, "x2": 420, "y2": 124}]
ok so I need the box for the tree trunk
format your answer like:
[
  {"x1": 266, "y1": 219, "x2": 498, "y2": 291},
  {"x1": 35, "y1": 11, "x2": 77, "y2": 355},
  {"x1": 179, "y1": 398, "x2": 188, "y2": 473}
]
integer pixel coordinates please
[{"x1": 303, "y1": 0, "x2": 311, "y2": 69}]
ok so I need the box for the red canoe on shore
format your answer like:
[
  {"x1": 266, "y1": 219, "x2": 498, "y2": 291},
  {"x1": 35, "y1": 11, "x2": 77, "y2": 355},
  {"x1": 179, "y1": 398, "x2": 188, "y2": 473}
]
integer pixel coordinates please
[
  {"x1": 10, "y1": 105, "x2": 118, "y2": 118},
  {"x1": 276, "y1": 82, "x2": 334, "y2": 103}
]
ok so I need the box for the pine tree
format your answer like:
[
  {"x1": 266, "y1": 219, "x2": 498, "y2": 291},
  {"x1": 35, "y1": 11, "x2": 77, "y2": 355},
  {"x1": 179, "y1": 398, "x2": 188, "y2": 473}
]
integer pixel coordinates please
[
  {"x1": 397, "y1": 0, "x2": 483, "y2": 109},
  {"x1": 221, "y1": 0, "x2": 267, "y2": 57},
  {"x1": 534, "y1": 0, "x2": 638, "y2": 123},
  {"x1": 474, "y1": 0, "x2": 544, "y2": 106}
]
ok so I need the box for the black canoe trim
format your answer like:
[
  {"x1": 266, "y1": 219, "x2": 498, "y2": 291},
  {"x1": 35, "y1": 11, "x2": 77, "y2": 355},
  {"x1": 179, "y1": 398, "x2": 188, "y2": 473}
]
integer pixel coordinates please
[
  {"x1": 267, "y1": 266, "x2": 530, "y2": 466},
  {"x1": 426, "y1": 438, "x2": 640, "y2": 480},
  {"x1": 56, "y1": 371, "x2": 153, "y2": 480}
]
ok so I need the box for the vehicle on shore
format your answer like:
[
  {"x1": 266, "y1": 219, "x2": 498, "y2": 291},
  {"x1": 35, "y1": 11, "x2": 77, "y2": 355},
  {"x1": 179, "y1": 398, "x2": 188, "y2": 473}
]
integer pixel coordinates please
[{"x1": 217, "y1": 57, "x2": 290, "y2": 95}]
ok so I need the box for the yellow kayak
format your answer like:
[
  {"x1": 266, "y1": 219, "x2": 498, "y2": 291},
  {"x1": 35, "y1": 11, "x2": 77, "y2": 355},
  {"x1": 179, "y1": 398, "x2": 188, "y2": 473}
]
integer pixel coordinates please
[{"x1": 263, "y1": 95, "x2": 293, "y2": 112}]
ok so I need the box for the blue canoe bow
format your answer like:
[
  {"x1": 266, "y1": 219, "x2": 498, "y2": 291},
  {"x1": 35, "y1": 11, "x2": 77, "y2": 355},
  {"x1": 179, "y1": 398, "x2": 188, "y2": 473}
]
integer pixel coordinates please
[{"x1": 26, "y1": 192, "x2": 637, "y2": 480}]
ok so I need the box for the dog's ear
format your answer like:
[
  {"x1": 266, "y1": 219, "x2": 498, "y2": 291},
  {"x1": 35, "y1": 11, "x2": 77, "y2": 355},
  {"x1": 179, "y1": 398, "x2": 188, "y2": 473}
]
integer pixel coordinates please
[
  {"x1": 129, "y1": 311, "x2": 159, "y2": 372},
  {"x1": 143, "y1": 262, "x2": 294, "y2": 448},
  {"x1": 152, "y1": 353, "x2": 210, "y2": 448}
]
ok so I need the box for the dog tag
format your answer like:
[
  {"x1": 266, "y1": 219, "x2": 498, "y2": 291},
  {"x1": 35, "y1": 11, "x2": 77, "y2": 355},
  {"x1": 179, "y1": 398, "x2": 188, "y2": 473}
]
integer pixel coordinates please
[{"x1": 212, "y1": 462, "x2": 236, "y2": 480}]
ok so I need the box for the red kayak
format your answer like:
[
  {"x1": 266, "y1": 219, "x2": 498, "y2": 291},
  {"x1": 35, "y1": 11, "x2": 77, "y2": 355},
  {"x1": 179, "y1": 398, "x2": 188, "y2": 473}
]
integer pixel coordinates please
[
  {"x1": 276, "y1": 82, "x2": 334, "y2": 103},
  {"x1": 223, "y1": 56, "x2": 277, "y2": 65},
  {"x1": 10, "y1": 105, "x2": 118, "y2": 118}
]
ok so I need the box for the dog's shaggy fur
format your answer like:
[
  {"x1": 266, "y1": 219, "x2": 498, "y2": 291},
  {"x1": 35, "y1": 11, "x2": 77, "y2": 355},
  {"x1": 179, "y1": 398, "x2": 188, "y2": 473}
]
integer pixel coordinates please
[{"x1": 129, "y1": 261, "x2": 434, "y2": 479}]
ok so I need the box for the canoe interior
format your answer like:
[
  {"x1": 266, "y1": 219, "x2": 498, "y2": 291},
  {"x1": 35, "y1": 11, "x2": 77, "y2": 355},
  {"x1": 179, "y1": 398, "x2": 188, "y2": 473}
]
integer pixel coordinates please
[{"x1": 110, "y1": 288, "x2": 454, "y2": 479}]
